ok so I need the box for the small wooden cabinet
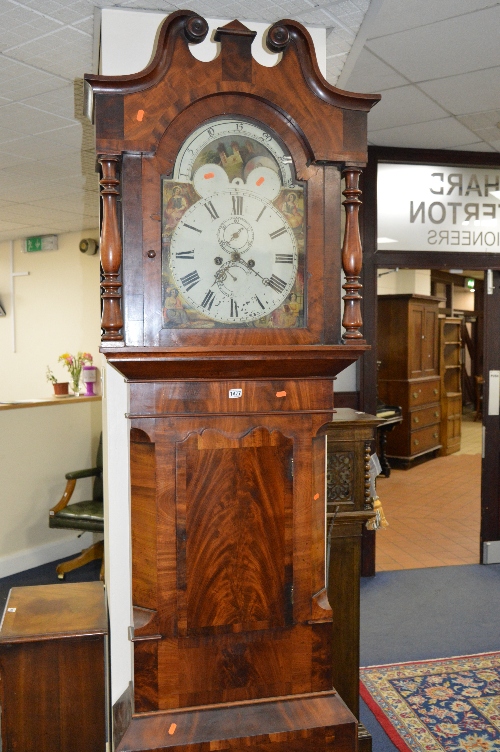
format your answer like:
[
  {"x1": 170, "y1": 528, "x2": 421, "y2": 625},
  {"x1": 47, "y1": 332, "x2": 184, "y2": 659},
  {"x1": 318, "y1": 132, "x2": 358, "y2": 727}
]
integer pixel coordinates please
[
  {"x1": 439, "y1": 317, "x2": 462, "y2": 455},
  {"x1": 378, "y1": 294, "x2": 441, "y2": 465},
  {"x1": 0, "y1": 582, "x2": 107, "y2": 752}
]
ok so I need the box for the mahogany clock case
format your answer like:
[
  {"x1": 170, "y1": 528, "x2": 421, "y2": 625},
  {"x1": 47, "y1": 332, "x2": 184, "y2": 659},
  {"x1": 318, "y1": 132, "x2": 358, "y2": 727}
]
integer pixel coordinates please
[{"x1": 84, "y1": 11, "x2": 380, "y2": 752}]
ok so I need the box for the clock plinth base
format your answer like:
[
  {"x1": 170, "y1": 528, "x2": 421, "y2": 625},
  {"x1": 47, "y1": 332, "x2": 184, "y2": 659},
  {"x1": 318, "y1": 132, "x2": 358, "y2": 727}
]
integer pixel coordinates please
[{"x1": 116, "y1": 691, "x2": 357, "y2": 752}]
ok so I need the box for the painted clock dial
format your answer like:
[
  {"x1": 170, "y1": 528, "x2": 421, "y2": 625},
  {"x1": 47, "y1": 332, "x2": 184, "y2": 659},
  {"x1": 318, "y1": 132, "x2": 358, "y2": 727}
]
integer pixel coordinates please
[{"x1": 161, "y1": 117, "x2": 306, "y2": 329}]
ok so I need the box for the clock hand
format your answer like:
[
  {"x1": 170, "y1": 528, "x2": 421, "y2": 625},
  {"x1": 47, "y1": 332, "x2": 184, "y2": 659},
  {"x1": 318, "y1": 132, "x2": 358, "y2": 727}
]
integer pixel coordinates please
[
  {"x1": 212, "y1": 262, "x2": 239, "y2": 286},
  {"x1": 240, "y1": 259, "x2": 267, "y2": 284},
  {"x1": 229, "y1": 227, "x2": 244, "y2": 242}
]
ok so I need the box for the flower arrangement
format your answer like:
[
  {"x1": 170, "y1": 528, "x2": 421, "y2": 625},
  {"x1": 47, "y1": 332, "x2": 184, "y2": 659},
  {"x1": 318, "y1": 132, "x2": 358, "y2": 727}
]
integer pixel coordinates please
[{"x1": 58, "y1": 352, "x2": 93, "y2": 395}]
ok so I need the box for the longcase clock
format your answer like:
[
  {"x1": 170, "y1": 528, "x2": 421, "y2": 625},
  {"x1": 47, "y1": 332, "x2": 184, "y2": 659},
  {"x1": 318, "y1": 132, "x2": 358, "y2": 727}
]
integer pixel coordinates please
[{"x1": 85, "y1": 11, "x2": 379, "y2": 752}]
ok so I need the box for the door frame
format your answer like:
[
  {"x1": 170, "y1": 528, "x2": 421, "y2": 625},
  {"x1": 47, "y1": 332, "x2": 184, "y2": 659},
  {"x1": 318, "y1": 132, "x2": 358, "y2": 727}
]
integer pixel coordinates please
[{"x1": 360, "y1": 146, "x2": 500, "y2": 571}]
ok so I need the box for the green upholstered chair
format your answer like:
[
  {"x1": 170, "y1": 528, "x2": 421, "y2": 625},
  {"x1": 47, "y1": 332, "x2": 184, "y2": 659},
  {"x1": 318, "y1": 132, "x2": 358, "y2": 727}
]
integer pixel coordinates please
[{"x1": 49, "y1": 434, "x2": 104, "y2": 579}]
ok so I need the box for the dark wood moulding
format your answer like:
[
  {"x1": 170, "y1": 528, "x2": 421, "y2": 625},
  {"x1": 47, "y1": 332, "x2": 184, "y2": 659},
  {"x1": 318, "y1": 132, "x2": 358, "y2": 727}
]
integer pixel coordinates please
[{"x1": 101, "y1": 344, "x2": 368, "y2": 381}]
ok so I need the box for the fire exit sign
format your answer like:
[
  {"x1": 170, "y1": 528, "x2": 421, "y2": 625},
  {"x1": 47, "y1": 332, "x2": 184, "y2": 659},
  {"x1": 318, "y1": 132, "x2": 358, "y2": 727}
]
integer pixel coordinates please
[{"x1": 24, "y1": 235, "x2": 58, "y2": 252}]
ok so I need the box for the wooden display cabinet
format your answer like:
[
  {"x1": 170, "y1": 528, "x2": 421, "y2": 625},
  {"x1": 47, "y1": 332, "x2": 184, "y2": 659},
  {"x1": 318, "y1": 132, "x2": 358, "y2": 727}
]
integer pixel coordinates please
[
  {"x1": 377, "y1": 294, "x2": 441, "y2": 466},
  {"x1": 439, "y1": 317, "x2": 462, "y2": 455},
  {"x1": 84, "y1": 12, "x2": 379, "y2": 751}
]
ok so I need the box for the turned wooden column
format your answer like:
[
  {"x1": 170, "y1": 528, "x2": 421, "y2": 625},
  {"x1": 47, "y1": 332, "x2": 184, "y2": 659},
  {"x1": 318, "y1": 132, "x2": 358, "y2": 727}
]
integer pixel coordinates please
[
  {"x1": 99, "y1": 155, "x2": 124, "y2": 342},
  {"x1": 342, "y1": 167, "x2": 364, "y2": 341}
]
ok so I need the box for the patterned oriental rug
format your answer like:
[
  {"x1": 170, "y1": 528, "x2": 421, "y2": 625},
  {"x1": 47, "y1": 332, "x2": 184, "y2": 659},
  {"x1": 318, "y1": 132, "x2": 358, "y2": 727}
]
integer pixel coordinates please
[{"x1": 360, "y1": 652, "x2": 500, "y2": 752}]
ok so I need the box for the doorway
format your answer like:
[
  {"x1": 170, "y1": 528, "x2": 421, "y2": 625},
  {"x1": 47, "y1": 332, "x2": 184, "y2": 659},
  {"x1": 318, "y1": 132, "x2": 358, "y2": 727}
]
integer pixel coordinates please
[
  {"x1": 374, "y1": 268, "x2": 483, "y2": 571},
  {"x1": 360, "y1": 147, "x2": 500, "y2": 576}
]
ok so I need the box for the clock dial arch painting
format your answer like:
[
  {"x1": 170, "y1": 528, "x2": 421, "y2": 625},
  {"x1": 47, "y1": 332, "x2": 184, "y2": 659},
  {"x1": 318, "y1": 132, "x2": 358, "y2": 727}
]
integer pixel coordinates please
[{"x1": 162, "y1": 117, "x2": 306, "y2": 329}]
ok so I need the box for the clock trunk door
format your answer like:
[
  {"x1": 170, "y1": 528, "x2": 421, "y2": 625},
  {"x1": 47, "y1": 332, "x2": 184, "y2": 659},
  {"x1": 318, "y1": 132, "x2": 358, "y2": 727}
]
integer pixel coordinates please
[
  {"x1": 131, "y1": 416, "x2": 333, "y2": 713},
  {"x1": 177, "y1": 429, "x2": 293, "y2": 638}
]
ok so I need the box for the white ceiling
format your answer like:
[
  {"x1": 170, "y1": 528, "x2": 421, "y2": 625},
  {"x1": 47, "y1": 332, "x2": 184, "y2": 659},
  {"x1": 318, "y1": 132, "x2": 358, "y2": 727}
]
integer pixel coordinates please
[
  {"x1": 341, "y1": 0, "x2": 500, "y2": 152},
  {"x1": 0, "y1": 0, "x2": 498, "y2": 243}
]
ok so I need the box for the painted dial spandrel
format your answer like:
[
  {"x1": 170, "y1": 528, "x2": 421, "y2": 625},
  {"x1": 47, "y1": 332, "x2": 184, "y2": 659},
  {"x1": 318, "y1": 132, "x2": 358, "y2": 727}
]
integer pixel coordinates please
[{"x1": 162, "y1": 117, "x2": 306, "y2": 329}]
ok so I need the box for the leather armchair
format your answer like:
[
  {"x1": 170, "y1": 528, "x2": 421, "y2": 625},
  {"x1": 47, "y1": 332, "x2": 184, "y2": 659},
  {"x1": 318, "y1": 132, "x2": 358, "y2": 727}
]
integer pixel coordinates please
[{"x1": 49, "y1": 434, "x2": 104, "y2": 579}]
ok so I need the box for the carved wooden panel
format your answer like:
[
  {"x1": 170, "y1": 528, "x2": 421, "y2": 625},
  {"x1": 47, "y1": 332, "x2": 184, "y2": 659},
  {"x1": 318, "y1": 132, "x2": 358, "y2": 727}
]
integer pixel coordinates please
[{"x1": 326, "y1": 452, "x2": 354, "y2": 503}]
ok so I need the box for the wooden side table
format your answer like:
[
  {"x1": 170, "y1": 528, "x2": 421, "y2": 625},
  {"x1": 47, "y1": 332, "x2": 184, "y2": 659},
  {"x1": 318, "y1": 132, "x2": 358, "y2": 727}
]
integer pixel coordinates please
[{"x1": 0, "y1": 581, "x2": 107, "y2": 752}]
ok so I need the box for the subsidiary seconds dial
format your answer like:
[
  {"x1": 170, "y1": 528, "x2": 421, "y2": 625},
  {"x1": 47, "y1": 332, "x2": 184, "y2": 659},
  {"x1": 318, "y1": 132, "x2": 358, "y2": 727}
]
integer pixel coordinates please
[{"x1": 169, "y1": 189, "x2": 298, "y2": 324}]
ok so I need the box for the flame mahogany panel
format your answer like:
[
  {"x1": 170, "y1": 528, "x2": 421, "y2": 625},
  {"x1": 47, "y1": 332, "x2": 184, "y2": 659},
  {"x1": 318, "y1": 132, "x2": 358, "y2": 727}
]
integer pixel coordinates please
[{"x1": 178, "y1": 429, "x2": 293, "y2": 636}]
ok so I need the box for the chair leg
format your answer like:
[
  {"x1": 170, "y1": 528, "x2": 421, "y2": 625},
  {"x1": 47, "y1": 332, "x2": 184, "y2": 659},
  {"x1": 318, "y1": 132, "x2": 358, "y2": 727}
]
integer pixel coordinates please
[
  {"x1": 56, "y1": 540, "x2": 104, "y2": 579},
  {"x1": 99, "y1": 547, "x2": 105, "y2": 582}
]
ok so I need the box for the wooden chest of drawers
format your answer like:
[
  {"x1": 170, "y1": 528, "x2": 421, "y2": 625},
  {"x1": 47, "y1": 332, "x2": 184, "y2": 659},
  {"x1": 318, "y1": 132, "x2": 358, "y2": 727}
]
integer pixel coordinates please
[
  {"x1": 378, "y1": 295, "x2": 442, "y2": 465},
  {"x1": 378, "y1": 377, "x2": 441, "y2": 459}
]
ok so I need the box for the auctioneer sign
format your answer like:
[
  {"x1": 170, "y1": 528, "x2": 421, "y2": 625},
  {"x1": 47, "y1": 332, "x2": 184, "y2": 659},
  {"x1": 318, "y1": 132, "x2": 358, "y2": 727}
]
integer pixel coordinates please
[{"x1": 377, "y1": 163, "x2": 500, "y2": 253}]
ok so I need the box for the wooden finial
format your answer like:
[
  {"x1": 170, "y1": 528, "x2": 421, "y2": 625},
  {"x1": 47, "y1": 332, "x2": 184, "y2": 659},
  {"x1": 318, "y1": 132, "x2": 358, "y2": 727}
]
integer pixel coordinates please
[{"x1": 266, "y1": 24, "x2": 290, "y2": 53}]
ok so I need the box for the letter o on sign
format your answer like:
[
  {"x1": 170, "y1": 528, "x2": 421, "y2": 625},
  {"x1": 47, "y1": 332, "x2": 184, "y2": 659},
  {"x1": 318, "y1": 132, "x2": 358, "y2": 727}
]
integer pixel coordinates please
[{"x1": 428, "y1": 202, "x2": 446, "y2": 224}]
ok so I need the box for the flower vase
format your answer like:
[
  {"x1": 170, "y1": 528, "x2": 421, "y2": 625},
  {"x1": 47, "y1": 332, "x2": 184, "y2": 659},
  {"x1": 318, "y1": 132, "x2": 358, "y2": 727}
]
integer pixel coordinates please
[{"x1": 72, "y1": 380, "x2": 81, "y2": 396}]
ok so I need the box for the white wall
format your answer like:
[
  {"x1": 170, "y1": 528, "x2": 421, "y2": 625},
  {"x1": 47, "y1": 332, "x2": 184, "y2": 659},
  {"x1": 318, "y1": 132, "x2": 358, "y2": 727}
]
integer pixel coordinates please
[
  {"x1": 0, "y1": 398, "x2": 102, "y2": 577},
  {"x1": 0, "y1": 230, "x2": 101, "y2": 402},
  {"x1": 378, "y1": 268, "x2": 431, "y2": 296},
  {"x1": 454, "y1": 286, "x2": 475, "y2": 311},
  {"x1": 102, "y1": 360, "x2": 133, "y2": 707},
  {"x1": 377, "y1": 268, "x2": 397, "y2": 295},
  {"x1": 100, "y1": 9, "x2": 326, "y2": 77},
  {"x1": 0, "y1": 223, "x2": 103, "y2": 576}
]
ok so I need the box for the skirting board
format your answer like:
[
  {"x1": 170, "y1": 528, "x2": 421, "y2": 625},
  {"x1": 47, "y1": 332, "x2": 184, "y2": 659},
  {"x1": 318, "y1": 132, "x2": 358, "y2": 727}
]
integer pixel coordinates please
[
  {"x1": 0, "y1": 532, "x2": 94, "y2": 578},
  {"x1": 483, "y1": 540, "x2": 500, "y2": 564}
]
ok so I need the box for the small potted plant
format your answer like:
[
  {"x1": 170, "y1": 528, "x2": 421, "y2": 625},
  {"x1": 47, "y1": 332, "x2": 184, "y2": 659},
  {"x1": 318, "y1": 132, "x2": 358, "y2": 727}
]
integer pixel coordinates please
[
  {"x1": 59, "y1": 352, "x2": 93, "y2": 396},
  {"x1": 46, "y1": 366, "x2": 69, "y2": 396}
]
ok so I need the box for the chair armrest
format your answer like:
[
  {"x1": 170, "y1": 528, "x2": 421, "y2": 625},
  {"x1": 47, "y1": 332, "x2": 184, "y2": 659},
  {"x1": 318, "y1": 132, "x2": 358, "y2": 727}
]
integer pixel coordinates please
[
  {"x1": 65, "y1": 467, "x2": 100, "y2": 480},
  {"x1": 50, "y1": 478, "x2": 77, "y2": 515}
]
